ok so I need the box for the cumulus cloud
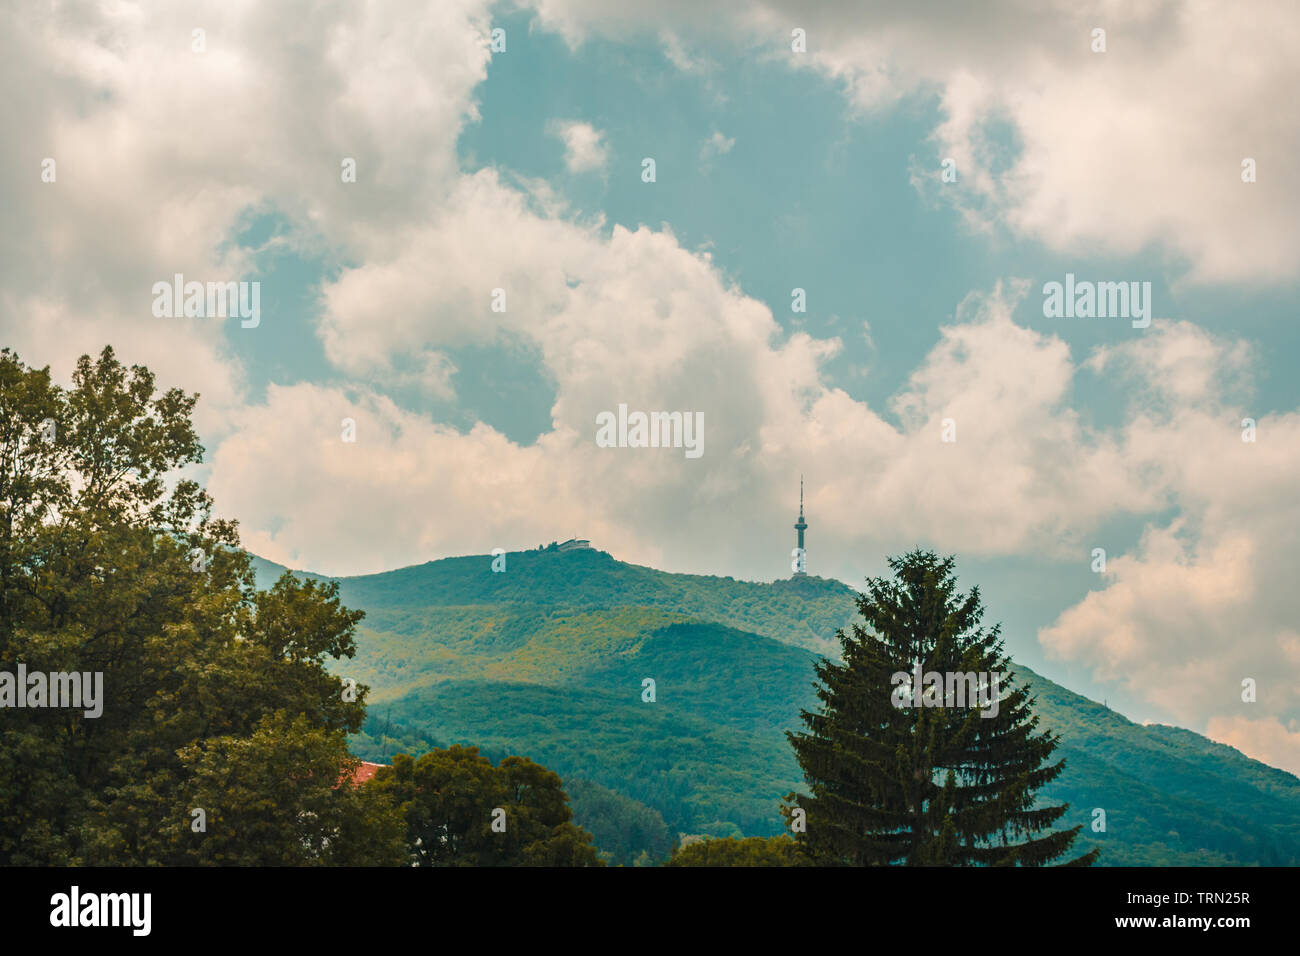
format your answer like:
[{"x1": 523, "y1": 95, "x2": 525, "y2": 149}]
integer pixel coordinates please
[
  {"x1": 549, "y1": 119, "x2": 609, "y2": 173},
  {"x1": 1206, "y1": 716, "x2": 1300, "y2": 776},
  {"x1": 0, "y1": 0, "x2": 494, "y2": 430},
  {"x1": 208, "y1": 383, "x2": 593, "y2": 574},
  {"x1": 1085, "y1": 320, "x2": 1255, "y2": 408},
  {"x1": 523, "y1": 0, "x2": 1300, "y2": 284},
  {"x1": 307, "y1": 163, "x2": 1164, "y2": 569},
  {"x1": 1040, "y1": 322, "x2": 1300, "y2": 774}
]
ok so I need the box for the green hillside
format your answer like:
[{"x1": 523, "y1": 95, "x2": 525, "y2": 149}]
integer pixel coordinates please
[
  {"x1": 251, "y1": 548, "x2": 1300, "y2": 866},
  {"x1": 253, "y1": 548, "x2": 854, "y2": 655}
]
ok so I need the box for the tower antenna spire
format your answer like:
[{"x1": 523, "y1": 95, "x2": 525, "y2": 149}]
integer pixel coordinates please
[{"x1": 793, "y1": 475, "x2": 808, "y2": 576}]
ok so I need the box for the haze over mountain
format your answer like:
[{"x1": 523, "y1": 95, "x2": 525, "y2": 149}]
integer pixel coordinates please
[{"x1": 251, "y1": 547, "x2": 1300, "y2": 866}]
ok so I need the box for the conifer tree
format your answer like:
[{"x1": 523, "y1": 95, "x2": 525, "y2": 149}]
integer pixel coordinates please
[{"x1": 786, "y1": 549, "x2": 1097, "y2": 866}]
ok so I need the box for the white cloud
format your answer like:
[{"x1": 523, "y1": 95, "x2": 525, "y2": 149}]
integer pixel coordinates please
[
  {"x1": 1206, "y1": 715, "x2": 1300, "y2": 776},
  {"x1": 1040, "y1": 322, "x2": 1300, "y2": 774},
  {"x1": 700, "y1": 129, "x2": 735, "y2": 161},
  {"x1": 209, "y1": 383, "x2": 593, "y2": 574},
  {"x1": 1085, "y1": 320, "x2": 1255, "y2": 408},
  {"x1": 549, "y1": 120, "x2": 609, "y2": 173},
  {"x1": 0, "y1": 0, "x2": 494, "y2": 429},
  {"x1": 659, "y1": 30, "x2": 711, "y2": 75},
  {"x1": 299, "y1": 211, "x2": 1159, "y2": 576},
  {"x1": 521, "y1": 0, "x2": 1300, "y2": 284}
]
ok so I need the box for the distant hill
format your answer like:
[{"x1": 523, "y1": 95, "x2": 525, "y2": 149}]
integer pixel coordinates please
[
  {"x1": 251, "y1": 548, "x2": 1300, "y2": 866},
  {"x1": 252, "y1": 548, "x2": 853, "y2": 655}
]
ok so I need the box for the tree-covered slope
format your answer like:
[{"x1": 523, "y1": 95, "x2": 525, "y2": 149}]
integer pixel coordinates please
[
  {"x1": 253, "y1": 548, "x2": 855, "y2": 655},
  {"x1": 1021, "y1": 663, "x2": 1300, "y2": 866},
  {"x1": 252, "y1": 548, "x2": 1300, "y2": 866}
]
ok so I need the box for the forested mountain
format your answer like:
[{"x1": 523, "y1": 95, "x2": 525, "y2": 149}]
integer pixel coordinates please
[{"x1": 251, "y1": 548, "x2": 1300, "y2": 866}]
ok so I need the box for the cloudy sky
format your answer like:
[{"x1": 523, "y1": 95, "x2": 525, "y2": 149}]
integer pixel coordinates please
[{"x1": 4, "y1": 0, "x2": 1298, "y2": 773}]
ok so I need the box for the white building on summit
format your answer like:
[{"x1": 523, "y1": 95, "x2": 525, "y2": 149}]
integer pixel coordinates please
[{"x1": 557, "y1": 538, "x2": 591, "y2": 551}]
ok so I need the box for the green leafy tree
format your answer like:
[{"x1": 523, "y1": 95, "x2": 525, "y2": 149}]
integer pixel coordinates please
[
  {"x1": 565, "y1": 778, "x2": 675, "y2": 866},
  {"x1": 667, "y1": 835, "x2": 809, "y2": 867},
  {"x1": 0, "y1": 346, "x2": 388, "y2": 864},
  {"x1": 169, "y1": 711, "x2": 405, "y2": 865},
  {"x1": 371, "y1": 745, "x2": 602, "y2": 866},
  {"x1": 786, "y1": 550, "x2": 1097, "y2": 866}
]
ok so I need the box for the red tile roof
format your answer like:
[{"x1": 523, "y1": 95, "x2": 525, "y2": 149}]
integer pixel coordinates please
[
  {"x1": 334, "y1": 760, "x2": 387, "y2": 789},
  {"x1": 350, "y1": 761, "x2": 385, "y2": 786}
]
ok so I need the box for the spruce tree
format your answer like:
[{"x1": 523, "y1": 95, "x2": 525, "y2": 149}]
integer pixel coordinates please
[{"x1": 786, "y1": 549, "x2": 1097, "y2": 866}]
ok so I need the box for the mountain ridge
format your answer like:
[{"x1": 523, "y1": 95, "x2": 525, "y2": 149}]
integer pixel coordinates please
[{"x1": 249, "y1": 548, "x2": 1300, "y2": 865}]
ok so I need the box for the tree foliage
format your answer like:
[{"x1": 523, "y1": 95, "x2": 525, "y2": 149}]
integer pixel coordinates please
[
  {"x1": 370, "y1": 745, "x2": 602, "y2": 866},
  {"x1": 786, "y1": 549, "x2": 1097, "y2": 866},
  {"x1": 666, "y1": 835, "x2": 809, "y2": 867},
  {"x1": 564, "y1": 778, "x2": 675, "y2": 866},
  {"x1": 0, "y1": 347, "x2": 391, "y2": 864}
]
